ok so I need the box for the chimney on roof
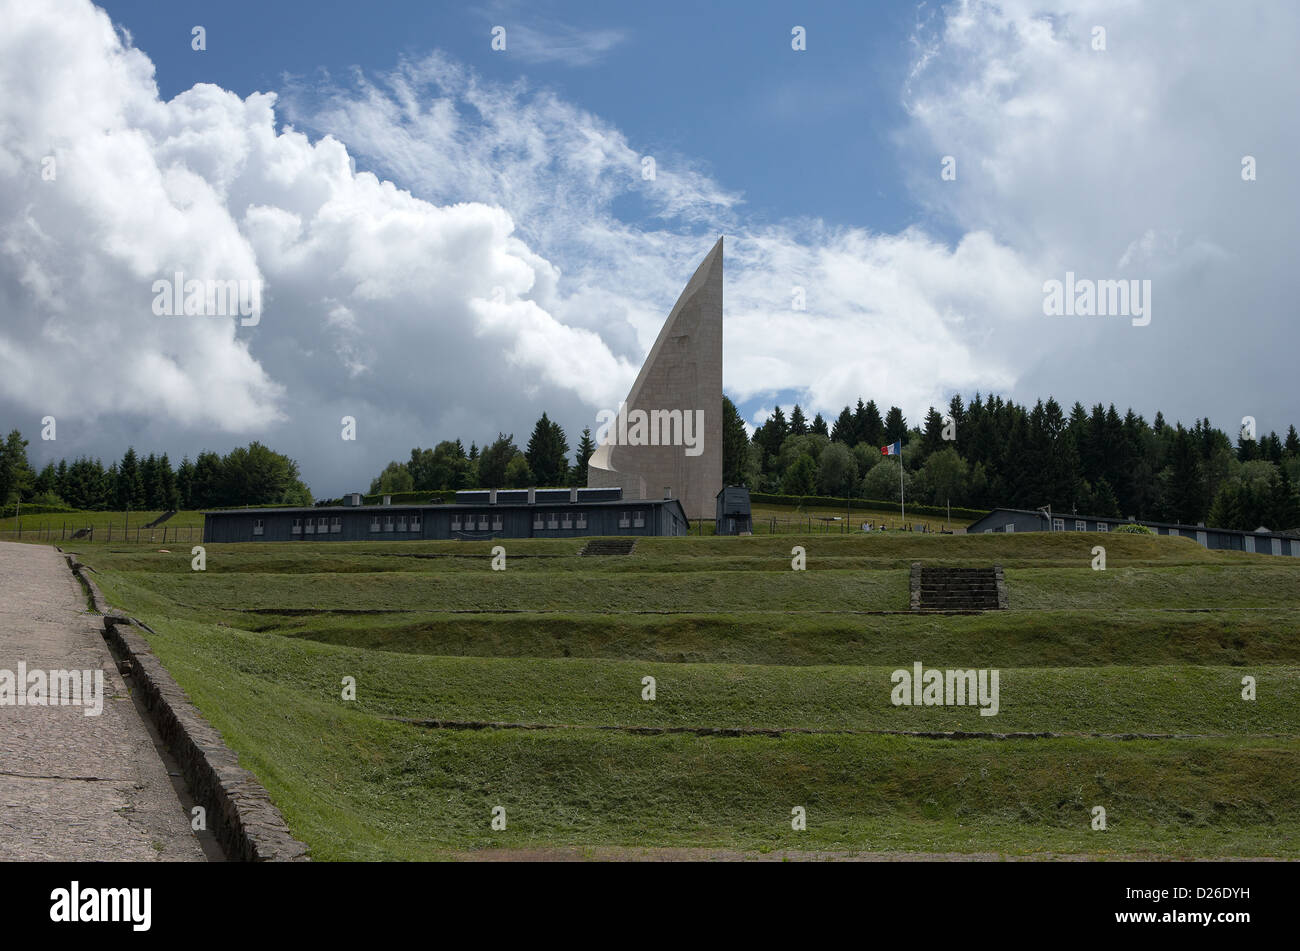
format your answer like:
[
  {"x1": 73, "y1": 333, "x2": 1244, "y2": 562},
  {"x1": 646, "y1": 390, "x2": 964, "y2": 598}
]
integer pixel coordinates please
[
  {"x1": 349, "y1": 492, "x2": 361, "y2": 507},
  {"x1": 570, "y1": 487, "x2": 578, "y2": 502},
  {"x1": 383, "y1": 495, "x2": 391, "y2": 506},
  {"x1": 489, "y1": 488, "x2": 497, "y2": 504},
  {"x1": 664, "y1": 486, "x2": 672, "y2": 500}
]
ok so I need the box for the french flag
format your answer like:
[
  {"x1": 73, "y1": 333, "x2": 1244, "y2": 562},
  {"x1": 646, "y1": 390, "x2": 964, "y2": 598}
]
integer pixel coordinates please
[{"x1": 881, "y1": 441, "x2": 901, "y2": 456}]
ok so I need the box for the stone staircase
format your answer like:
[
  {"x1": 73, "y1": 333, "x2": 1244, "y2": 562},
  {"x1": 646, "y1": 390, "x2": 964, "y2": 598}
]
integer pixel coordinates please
[
  {"x1": 579, "y1": 538, "x2": 637, "y2": 556},
  {"x1": 910, "y1": 563, "x2": 1006, "y2": 612}
]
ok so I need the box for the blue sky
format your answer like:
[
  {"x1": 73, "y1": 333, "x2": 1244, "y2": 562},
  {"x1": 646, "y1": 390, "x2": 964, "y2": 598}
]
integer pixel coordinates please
[
  {"x1": 4, "y1": 0, "x2": 1298, "y2": 495},
  {"x1": 103, "y1": 0, "x2": 921, "y2": 239}
]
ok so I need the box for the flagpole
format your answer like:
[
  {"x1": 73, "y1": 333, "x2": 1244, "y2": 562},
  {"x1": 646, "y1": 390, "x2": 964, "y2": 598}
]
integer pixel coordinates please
[{"x1": 899, "y1": 445, "x2": 905, "y2": 526}]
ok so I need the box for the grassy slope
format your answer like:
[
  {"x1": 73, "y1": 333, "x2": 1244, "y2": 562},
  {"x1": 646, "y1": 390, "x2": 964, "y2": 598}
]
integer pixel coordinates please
[
  {"x1": 0, "y1": 509, "x2": 205, "y2": 538},
  {"x1": 78, "y1": 532, "x2": 1300, "y2": 859}
]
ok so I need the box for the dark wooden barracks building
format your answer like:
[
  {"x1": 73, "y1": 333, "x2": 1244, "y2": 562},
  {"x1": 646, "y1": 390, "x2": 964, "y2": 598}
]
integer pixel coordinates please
[{"x1": 202, "y1": 487, "x2": 690, "y2": 543}]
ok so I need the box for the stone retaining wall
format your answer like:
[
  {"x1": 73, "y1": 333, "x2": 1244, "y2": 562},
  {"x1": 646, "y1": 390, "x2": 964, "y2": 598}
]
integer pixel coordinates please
[{"x1": 66, "y1": 554, "x2": 309, "y2": 862}]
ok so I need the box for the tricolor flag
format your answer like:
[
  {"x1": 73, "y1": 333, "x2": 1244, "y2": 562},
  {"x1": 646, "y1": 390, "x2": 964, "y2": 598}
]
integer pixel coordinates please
[{"x1": 881, "y1": 441, "x2": 901, "y2": 456}]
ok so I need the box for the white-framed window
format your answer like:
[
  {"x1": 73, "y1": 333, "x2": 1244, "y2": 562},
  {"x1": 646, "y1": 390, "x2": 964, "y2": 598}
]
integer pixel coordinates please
[
  {"x1": 492, "y1": 515, "x2": 503, "y2": 531},
  {"x1": 304, "y1": 518, "x2": 315, "y2": 534},
  {"x1": 292, "y1": 518, "x2": 302, "y2": 535},
  {"x1": 547, "y1": 514, "x2": 558, "y2": 529},
  {"x1": 1272, "y1": 537, "x2": 1282, "y2": 556},
  {"x1": 478, "y1": 516, "x2": 489, "y2": 531},
  {"x1": 533, "y1": 513, "x2": 544, "y2": 530},
  {"x1": 618, "y1": 512, "x2": 630, "y2": 529},
  {"x1": 253, "y1": 518, "x2": 264, "y2": 537},
  {"x1": 397, "y1": 515, "x2": 407, "y2": 532},
  {"x1": 410, "y1": 515, "x2": 421, "y2": 533},
  {"x1": 983, "y1": 528, "x2": 993, "y2": 534},
  {"x1": 1096, "y1": 523, "x2": 1108, "y2": 532},
  {"x1": 1244, "y1": 535, "x2": 1255, "y2": 553},
  {"x1": 331, "y1": 516, "x2": 341, "y2": 534},
  {"x1": 576, "y1": 512, "x2": 587, "y2": 529},
  {"x1": 1197, "y1": 530, "x2": 1208, "y2": 547},
  {"x1": 1052, "y1": 518, "x2": 1064, "y2": 532},
  {"x1": 561, "y1": 513, "x2": 573, "y2": 529},
  {"x1": 1004, "y1": 523, "x2": 1014, "y2": 533},
  {"x1": 633, "y1": 512, "x2": 645, "y2": 528},
  {"x1": 1075, "y1": 519, "x2": 1087, "y2": 531},
  {"x1": 369, "y1": 516, "x2": 381, "y2": 533},
  {"x1": 1169, "y1": 527, "x2": 1179, "y2": 537},
  {"x1": 384, "y1": 516, "x2": 394, "y2": 532}
]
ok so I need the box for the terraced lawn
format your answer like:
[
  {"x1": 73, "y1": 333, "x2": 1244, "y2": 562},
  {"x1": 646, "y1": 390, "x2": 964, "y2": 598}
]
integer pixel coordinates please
[{"x1": 70, "y1": 531, "x2": 1300, "y2": 859}]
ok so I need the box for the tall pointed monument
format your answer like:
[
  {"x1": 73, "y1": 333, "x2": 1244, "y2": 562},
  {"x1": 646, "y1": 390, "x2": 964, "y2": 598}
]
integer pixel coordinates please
[{"x1": 587, "y1": 237, "x2": 724, "y2": 521}]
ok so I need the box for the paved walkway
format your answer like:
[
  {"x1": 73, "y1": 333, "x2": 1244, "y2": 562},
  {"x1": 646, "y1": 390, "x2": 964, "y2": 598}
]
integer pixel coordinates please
[{"x1": 0, "y1": 542, "x2": 204, "y2": 860}]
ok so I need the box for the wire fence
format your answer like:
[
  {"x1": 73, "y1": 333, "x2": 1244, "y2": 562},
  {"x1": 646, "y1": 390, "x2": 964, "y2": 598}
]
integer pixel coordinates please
[
  {"x1": 0, "y1": 523, "x2": 201, "y2": 545},
  {"x1": 688, "y1": 516, "x2": 961, "y2": 536}
]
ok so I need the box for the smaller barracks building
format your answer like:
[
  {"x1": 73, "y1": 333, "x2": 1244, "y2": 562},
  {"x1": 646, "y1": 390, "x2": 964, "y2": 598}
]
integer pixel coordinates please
[
  {"x1": 202, "y1": 487, "x2": 690, "y2": 543},
  {"x1": 968, "y1": 507, "x2": 1300, "y2": 557}
]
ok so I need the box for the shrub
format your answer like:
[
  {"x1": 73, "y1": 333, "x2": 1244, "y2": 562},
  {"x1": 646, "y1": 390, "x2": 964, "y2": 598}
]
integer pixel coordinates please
[{"x1": 1112, "y1": 523, "x2": 1154, "y2": 535}]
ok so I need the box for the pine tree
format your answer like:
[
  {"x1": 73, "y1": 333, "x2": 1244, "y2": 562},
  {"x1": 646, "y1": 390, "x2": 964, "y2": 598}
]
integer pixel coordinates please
[
  {"x1": 883, "y1": 406, "x2": 907, "y2": 445},
  {"x1": 830, "y1": 407, "x2": 854, "y2": 443},
  {"x1": 525, "y1": 413, "x2": 568, "y2": 486},
  {"x1": 722, "y1": 397, "x2": 750, "y2": 486},
  {"x1": 1168, "y1": 426, "x2": 1206, "y2": 523},
  {"x1": 947, "y1": 394, "x2": 965, "y2": 454},
  {"x1": 117, "y1": 448, "x2": 145, "y2": 510},
  {"x1": 175, "y1": 457, "x2": 194, "y2": 509},
  {"x1": 809, "y1": 413, "x2": 829, "y2": 437},
  {"x1": 920, "y1": 407, "x2": 945, "y2": 461},
  {"x1": 861, "y1": 400, "x2": 885, "y2": 448},
  {"x1": 0, "y1": 429, "x2": 34, "y2": 507},
  {"x1": 1269, "y1": 468, "x2": 1300, "y2": 529},
  {"x1": 572, "y1": 427, "x2": 597, "y2": 486},
  {"x1": 789, "y1": 404, "x2": 808, "y2": 436},
  {"x1": 851, "y1": 399, "x2": 870, "y2": 445},
  {"x1": 158, "y1": 453, "x2": 178, "y2": 509}
]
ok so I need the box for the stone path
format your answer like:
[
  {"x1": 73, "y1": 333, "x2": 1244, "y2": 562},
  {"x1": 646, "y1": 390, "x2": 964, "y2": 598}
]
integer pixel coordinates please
[{"x1": 0, "y1": 542, "x2": 205, "y2": 861}]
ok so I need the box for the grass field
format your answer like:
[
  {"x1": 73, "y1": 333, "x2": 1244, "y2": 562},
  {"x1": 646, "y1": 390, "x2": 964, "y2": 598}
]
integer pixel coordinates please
[{"x1": 63, "y1": 528, "x2": 1300, "y2": 860}]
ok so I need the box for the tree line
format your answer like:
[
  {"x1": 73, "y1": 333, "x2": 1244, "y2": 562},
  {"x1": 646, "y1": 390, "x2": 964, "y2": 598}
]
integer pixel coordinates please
[
  {"x1": 370, "y1": 413, "x2": 597, "y2": 494},
  {"x1": 0, "y1": 431, "x2": 312, "y2": 513},
  {"x1": 5, "y1": 391, "x2": 1297, "y2": 534},
  {"x1": 725, "y1": 395, "x2": 1300, "y2": 531}
]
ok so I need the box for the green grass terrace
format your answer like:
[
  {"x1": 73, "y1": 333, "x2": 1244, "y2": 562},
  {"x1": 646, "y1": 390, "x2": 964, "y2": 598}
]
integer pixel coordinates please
[{"x1": 61, "y1": 530, "x2": 1300, "y2": 860}]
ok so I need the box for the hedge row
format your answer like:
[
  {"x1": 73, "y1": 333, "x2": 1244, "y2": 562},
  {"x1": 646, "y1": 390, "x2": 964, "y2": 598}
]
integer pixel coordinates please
[
  {"x1": 1, "y1": 503, "x2": 80, "y2": 518},
  {"x1": 747, "y1": 492, "x2": 987, "y2": 521}
]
